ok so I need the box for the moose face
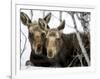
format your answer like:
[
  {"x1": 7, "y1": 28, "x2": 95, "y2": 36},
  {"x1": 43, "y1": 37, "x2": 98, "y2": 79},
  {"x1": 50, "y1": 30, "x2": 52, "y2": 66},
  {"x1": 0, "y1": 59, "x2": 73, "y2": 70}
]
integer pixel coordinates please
[
  {"x1": 28, "y1": 23, "x2": 46, "y2": 54},
  {"x1": 20, "y1": 12, "x2": 51, "y2": 55},
  {"x1": 46, "y1": 21, "x2": 65, "y2": 58}
]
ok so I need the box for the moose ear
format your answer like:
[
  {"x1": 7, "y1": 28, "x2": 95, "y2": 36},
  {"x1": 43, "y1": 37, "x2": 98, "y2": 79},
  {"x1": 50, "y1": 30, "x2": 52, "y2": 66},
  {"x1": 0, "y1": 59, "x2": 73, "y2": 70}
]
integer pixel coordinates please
[
  {"x1": 43, "y1": 13, "x2": 51, "y2": 23},
  {"x1": 38, "y1": 18, "x2": 49, "y2": 31},
  {"x1": 38, "y1": 18, "x2": 46, "y2": 30},
  {"x1": 20, "y1": 12, "x2": 32, "y2": 27},
  {"x1": 57, "y1": 20, "x2": 65, "y2": 30}
]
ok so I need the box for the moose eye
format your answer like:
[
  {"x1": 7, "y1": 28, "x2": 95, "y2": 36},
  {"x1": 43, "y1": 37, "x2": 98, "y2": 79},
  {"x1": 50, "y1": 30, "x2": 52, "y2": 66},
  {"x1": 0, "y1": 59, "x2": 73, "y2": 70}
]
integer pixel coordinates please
[{"x1": 41, "y1": 33, "x2": 46, "y2": 37}]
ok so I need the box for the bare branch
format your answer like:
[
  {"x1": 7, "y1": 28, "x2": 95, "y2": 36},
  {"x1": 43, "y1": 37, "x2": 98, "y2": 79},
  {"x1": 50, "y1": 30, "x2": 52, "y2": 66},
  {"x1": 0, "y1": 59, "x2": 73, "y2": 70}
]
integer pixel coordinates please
[
  {"x1": 68, "y1": 12, "x2": 90, "y2": 66},
  {"x1": 68, "y1": 54, "x2": 83, "y2": 67},
  {"x1": 76, "y1": 12, "x2": 90, "y2": 33},
  {"x1": 30, "y1": 10, "x2": 33, "y2": 21},
  {"x1": 76, "y1": 52, "x2": 83, "y2": 66},
  {"x1": 68, "y1": 55, "x2": 78, "y2": 67},
  {"x1": 75, "y1": 32, "x2": 90, "y2": 65},
  {"x1": 20, "y1": 30, "x2": 27, "y2": 58},
  {"x1": 59, "y1": 11, "x2": 62, "y2": 22},
  {"x1": 76, "y1": 13, "x2": 82, "y2": 20},
  {"x1": 51, "y1": 13, "x2": 75, "y2": 29}
]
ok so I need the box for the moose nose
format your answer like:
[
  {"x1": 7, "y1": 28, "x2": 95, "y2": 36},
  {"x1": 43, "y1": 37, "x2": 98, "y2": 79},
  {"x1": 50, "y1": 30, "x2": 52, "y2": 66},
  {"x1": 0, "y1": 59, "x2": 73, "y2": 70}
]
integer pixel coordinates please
[
  {"x1": 48, "y1": 50, "x2": 53, "y2": 58},
  {"x1": 37, "y1": 44, "x2": 41, "y2": 50}
]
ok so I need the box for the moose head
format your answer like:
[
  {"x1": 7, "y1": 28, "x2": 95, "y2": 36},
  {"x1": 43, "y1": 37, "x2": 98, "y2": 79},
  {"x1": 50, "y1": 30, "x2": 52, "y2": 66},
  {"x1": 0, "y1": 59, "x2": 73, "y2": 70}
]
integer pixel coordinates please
[
  {"x1": 20, "y1": 12, "x2": 51, "y2": 55},
  {"x1": 45, "y1": 20, "x2": 65, "y2": 58}
]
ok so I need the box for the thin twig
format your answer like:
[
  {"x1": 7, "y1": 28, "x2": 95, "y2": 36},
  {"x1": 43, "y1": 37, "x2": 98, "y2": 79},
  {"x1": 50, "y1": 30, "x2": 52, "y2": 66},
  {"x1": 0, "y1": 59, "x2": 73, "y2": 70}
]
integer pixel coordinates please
[
  {"x1": 51, "y1": 14, "x2": 75, "y2": 29},
  {"x1": 76, "y1": 13, "x2": 82, "y2": 20},
  {"x1": 59, "y1": 11, "x2": 62, "y2": 22},
  {"x1": 76, "y1": 52, "x2": 83, "y2": 66},
  {"x1": 68, "y1": 54, "x2": 81, "y2": 67},
  {"x1": 20, "y1": 30, "x2": 27, "y2": 58},
  {"x1": 30, "y1": 10, "x2": 33, "y2": 21}
]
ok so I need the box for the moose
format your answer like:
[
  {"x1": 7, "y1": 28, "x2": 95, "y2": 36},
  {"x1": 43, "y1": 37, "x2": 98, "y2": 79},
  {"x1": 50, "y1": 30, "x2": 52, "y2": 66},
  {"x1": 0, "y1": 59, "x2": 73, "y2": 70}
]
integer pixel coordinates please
[
  {"x1": 44, "y1": 20, "x2": 90, "y2": 67},
  {"x1": 20, "y1": 12, "x2": 53, "y2": 67}
]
